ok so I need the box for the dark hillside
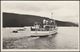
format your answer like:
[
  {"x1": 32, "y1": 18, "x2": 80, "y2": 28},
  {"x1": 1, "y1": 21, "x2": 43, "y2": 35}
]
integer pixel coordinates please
[{"x1": 3, "y1": 12, "x2": 78, "y2": 27}]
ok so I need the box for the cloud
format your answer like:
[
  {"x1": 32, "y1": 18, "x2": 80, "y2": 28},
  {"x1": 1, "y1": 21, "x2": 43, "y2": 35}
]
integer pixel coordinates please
[{"x1": 1, "y1": 1, "x2": 79, "y2": 23}]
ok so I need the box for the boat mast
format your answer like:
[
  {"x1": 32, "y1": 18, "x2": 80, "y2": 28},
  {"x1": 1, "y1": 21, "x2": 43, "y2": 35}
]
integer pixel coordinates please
[
  {"x1": 51, "y1": 12, "x2": 53, "y2": 19},
  {"x1": 51, "y1": 12, "x2": 56, "y2": 25},
  {"x1": 51, "y1": 12, "x2": 55, "y2": 23}
]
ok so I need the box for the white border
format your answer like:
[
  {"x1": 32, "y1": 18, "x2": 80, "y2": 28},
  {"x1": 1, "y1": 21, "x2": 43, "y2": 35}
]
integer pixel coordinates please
[
  {"x1": 1, "y1": 49, "x2": 79, "y2": 51},
  {"x1": 1, "y1": 10, "x2": 3, "y2": 51},
  {"x1": 1, "y1": 1, "x2": 79, "y2": 51}
]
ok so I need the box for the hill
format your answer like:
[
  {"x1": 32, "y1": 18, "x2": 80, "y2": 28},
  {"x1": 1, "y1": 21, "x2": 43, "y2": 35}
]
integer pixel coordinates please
[{"x1": 3, "y1": 12, "x2": 78, "y2": 27}]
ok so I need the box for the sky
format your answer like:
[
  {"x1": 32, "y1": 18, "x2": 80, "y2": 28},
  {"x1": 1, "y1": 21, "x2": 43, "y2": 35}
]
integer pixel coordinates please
[{"x1": 1, "y1": 1, "x2": 79, "y2": 24}]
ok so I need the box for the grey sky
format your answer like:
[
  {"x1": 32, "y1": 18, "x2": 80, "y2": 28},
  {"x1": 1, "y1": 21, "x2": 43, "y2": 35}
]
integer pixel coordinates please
[{"x1": 1, "y1": 1, "x2": 79, "y2": 23}]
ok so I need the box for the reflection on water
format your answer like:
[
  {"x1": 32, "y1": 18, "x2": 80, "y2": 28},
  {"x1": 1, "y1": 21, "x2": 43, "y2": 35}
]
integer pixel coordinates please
[
  {"x1": 10, "y1": 35, "x2": 56, "y2": 49},
  {"x1": 3, "y1": 27, "x2": 79, "y2": 49}
]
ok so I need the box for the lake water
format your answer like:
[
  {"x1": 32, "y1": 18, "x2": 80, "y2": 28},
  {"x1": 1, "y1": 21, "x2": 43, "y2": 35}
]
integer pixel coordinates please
[{"x1": 3, "y1": 27, "x2": 79, "y2": 49}]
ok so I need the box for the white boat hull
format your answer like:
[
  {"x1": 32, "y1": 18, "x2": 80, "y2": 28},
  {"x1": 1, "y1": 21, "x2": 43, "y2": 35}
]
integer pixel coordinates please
[{"x1": 31, "y1": 30, "x2": 57, "y2": 37}]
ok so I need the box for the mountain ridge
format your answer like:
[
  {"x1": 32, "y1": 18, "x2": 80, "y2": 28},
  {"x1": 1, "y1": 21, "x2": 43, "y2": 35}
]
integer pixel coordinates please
[{"x1": 3, "y1": 12, "x2": 78, "y2": 27}]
